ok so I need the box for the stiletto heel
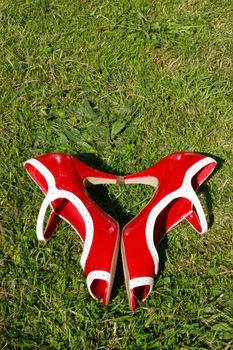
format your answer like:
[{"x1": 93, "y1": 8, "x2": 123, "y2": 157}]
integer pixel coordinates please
[
  {"x1": 24, "y1": 153, "x2": 120, "y2": 305},
  {"x1": 121, "y1": 152, "x2": 217, "y2": 310}
]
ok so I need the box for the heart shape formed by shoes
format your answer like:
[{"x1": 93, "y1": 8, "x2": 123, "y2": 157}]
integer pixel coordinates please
[{"x1": 24, "y1": 152, "x2": 217, "y2": 310}]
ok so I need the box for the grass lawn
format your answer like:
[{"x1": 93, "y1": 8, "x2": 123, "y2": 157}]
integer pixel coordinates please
[{"x1": 0, "y1": 0, "x2": 232, "y2": 349}]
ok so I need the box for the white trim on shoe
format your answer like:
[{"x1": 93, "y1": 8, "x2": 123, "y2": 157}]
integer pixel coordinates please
[
  {"x1": 129, "y1": 277, "x2": 154, "y2": 301},
  {"x1": 86, "y1": 270, "x2": 111, "y2": 300}
]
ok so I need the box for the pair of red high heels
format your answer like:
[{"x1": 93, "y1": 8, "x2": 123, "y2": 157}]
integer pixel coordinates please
[{"x1": 24, "y1": 152, "x2": 217, "y2": 310}]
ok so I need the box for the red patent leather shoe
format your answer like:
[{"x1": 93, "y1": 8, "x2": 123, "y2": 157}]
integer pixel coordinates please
[
  {"x1": 121, "y1": 152, "x2": 217, "y2": 310},
  {"x1": 24, "y1": 153, "x2": 120, "y2": 305}
]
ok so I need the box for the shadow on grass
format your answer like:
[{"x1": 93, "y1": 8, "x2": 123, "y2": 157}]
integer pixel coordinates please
[
  {"x1": 75, "y1": 152, "x2": 125, "y2": 175},
  {"x1": 200, "y1": 152, "x2": 223, "y2": 228}
]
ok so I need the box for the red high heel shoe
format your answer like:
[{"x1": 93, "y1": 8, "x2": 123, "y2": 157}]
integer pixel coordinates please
[
  {"x1": 121, "y1": 152, "x2": 217, "y2": 310},
  {"x1": 24, "y1": 153, "x2": 120, "y2": 305}
]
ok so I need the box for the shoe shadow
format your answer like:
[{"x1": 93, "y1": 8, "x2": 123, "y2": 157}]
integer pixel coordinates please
[
  {"x1": 199, "y1": 153, "x2": 223, "y2": 229},
  {"x1": 74, "y1": 152, "x2": 134, "y2": 226},
  {"x1": 156, "y1": 236, "x2": 169, "y2": 278},
  {"x1": 199, "y1": 183, "x2": 214, "y2": 228}
]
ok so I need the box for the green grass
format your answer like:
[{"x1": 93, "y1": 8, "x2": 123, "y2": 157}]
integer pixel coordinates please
[{"x1": 0, "y1": 0, "x2": 232, "y2": 349}]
